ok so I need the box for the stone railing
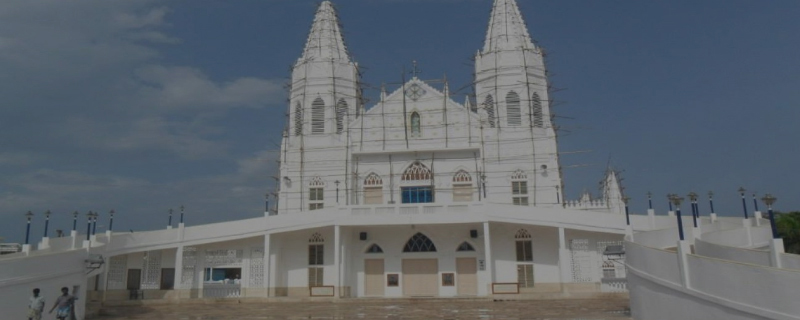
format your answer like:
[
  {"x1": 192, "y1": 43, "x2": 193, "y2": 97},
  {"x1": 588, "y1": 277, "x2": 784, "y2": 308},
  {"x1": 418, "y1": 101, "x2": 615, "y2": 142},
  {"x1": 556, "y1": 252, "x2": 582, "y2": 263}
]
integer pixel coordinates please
[{"x1": 346, "y1": 204, "x2": 474, "y2": 215}]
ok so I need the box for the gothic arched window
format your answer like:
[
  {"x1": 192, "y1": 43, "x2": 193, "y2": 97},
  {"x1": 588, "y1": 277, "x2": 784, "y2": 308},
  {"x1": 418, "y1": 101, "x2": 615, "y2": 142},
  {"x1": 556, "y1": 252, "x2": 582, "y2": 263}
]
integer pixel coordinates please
[
  {"x1": 511, "y1": 170, "x2": 528, "y2": 206},
  {"x1": 294, "y1": 102, "x2": 303, "y2": 136},
  {"x1": 309, "y1": 177, "x2": 324, "y2": 210},
  {"x1": 452, "y1": 170, "x2": 473, "y2": 202},
  {"x1": 403, "y1": 233, "x2": 437, "y2": 252},
  {"x1": 532, "y1": 92, "x2": 543, "y2": 128},
  {"x1": 336, "y1": 99, "x2": 347, "y2": 134},
  {"x1": 484, "y1": 95, "x2": 496, "y2": 128},
  {"x1": 410, "y1": 112, "x2": 421, "y2": 136},
  {"x1": 506, "y1": 91, "x2": 521, "y2": 126},
  {"x1": 364, "y1": 173, "x2": 383, "y2": 205},
  {"x1": 311, "y1": 98, "x2": 325, "y2": 134},
  {"x1": 402, "y1": 162, "x2": 432, "y2": 181},
  {"x1": 401, "y1": 162, "x2": 434, "y2": 203}
]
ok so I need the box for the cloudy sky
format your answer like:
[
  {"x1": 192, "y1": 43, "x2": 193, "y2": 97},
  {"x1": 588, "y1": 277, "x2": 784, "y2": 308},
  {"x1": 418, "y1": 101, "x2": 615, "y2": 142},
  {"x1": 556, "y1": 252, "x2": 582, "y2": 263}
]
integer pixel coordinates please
[{"x1": 2, "y1": 0, "x2": 798, "y2": 243}]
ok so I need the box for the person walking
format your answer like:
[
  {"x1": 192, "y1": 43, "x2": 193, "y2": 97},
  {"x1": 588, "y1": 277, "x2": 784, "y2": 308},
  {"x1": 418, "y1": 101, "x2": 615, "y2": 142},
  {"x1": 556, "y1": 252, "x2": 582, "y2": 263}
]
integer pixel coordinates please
[
  {"x1": 48, "y1": 287, "x2": 74, "y2": 320},
  {"x1": 28, "y1": 288, "x2": 45, "y2": 320}
]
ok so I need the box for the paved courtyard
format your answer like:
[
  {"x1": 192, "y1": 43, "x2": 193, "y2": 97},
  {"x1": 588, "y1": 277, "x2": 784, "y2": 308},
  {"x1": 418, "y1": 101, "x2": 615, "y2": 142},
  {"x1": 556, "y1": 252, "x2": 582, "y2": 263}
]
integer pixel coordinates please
[{"x1": 93, "y1": 298, "x2": 632, "y2": 319}]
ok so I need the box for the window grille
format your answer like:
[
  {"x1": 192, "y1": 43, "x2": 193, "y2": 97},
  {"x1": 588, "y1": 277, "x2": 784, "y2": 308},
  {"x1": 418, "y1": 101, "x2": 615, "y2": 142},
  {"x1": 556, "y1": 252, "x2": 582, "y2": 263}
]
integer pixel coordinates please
[
  {"x1": 309, "y1": 232, "x2": 325, "y2": 243},
  {"x1": 364, "y1": 173, "x2": 382, "y2": 186},
  {"x1": 311, "y1": 98, "x2": 325, "y2": 134},
  {"x1": 457, "y1": 242, "x2": 475, "y2": 252},
  {"x1": 484, "y1": 95, "x2": 496, "y2": 128},
  {"x1": 453, "y1": 170, "x2": 472, "y2": 183},
  {"x1": 365, "y1": 244, "x2": 384, "y2": 253},
  {"x1": 336, "y1": 99, "x2": 347, "y2": 134},
  {"x1": 515, "y1": 229, "x2": 532, "y2": 239},
  {"x1": 506, "y1": 91, "x2": 521, "y2": 126},
  {"x1": 294, "y1": 103, "x2": 303, "y2": 136},
  {"x1": 402, "y1": 162, "x2": 432, "y2": 181},
  {"x1": 310, "y1": 176, "x2": 325, "y2": 186},
  {"x1": 511, "y1": 170, "x2": 527, "y2": 180},
  {"x1": 532, "y1": 93, "x2": 543, "y2": 128},
  {"x1": 403, "y1": 233, "x2": 437, "y2": 252}
]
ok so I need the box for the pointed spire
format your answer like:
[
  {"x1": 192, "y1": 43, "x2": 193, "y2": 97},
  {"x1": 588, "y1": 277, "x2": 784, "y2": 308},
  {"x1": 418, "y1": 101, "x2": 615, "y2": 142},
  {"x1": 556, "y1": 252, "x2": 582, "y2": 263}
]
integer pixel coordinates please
[
  {"x1": 483, "y1": 0, "x2": 535, "y2": 53},
  {"x1": 301, "y1": 1, "x2": 349, "y2": 61}
]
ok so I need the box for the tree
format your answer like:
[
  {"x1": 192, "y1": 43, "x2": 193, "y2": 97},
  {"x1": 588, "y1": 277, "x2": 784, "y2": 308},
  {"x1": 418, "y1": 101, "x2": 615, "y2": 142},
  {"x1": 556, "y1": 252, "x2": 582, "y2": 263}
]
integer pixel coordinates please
[{"x1": 776, "y1": 211, "x2": 800, "y2": 254}]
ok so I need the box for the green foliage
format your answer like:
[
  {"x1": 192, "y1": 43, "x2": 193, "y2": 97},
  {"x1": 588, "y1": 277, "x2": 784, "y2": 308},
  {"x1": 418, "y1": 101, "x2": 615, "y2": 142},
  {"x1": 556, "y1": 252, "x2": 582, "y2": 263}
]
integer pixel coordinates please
[{"x1": 775, "y1": 211, "x2": 800, "y2": 254}]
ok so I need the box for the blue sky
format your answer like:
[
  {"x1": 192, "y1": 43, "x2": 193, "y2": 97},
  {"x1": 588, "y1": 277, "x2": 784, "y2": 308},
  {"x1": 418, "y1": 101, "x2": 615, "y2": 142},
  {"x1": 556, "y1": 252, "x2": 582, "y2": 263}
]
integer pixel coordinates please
[{"x1": 1, "y1": 0, "x2": 798, "y2": 243}]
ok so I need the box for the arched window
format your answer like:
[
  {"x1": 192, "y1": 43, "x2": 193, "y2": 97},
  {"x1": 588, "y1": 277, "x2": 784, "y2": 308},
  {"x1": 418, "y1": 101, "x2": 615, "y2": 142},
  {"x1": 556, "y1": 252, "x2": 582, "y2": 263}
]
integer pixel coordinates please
[
  {"x1": 452, "y1": 170, "x2": 473, "y2": 202},
  {"x1": 336, "y1": 99, "x2": 347, "y2": 134},
  {"x1": 483, "y1": 95, "x2": 496, "y2": 128},
  {"x1": 506, "y1": 91, "x2": 521, "y2": 126},
  {"x1": 532, "y1": 93, "x2": 543, "y2": 128},
  {"x1": 514, "y1": 228, "x2": 533, "y2": 287},
  {"x1": 294, "y1": 103, "x2": 303, "y2": 136},
  {"x1": 365, "y1": 244, "x2": 384, "y2": 254},
  {"x1": 364, "y1": 173, "x2": 383, "y2": 205},
  {"x1": 456, "y1": 242, "x2": 475, "y2": 252},
  {"x1": 401, "y1": 162, "x2": 434, "y2": 203},
  {"x1": 311, "y1": 98, "x2": 325, "y2": 134},
  {"x1": 512, "y1": 170, "x2": 528, "y2": 206},
  {"x1": 309, "y1": 177, "x2": 324, "y2": 210},
  {"x1": 403, "y1": 233, "x2": 437, "y2": 252},
  {"x1": 410, "y1": 112, "x2": 421, "y2": 136}
]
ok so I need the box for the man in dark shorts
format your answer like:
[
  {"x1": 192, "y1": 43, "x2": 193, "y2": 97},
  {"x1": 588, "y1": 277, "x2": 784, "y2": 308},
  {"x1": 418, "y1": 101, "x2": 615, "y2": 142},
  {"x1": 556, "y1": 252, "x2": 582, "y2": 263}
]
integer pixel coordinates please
[{"x1": 48, "y1": 287, "x2": 75, "y2": 320}]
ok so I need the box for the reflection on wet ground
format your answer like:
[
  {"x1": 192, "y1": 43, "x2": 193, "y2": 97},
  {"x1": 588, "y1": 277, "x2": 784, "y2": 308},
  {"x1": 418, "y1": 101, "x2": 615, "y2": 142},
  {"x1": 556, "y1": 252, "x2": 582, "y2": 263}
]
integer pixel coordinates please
[{"x1": 93, "y1": 298, "x2": 632, "y2": 319}]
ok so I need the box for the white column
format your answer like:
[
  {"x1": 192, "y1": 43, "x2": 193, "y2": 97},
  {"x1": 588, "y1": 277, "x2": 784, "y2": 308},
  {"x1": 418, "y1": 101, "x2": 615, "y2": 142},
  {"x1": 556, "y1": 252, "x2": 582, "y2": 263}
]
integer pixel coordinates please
[
  {"x1": 482, "y1": 222, "x2": 493, "y2": 285},
  {"x1": 174, "y1": 246, "x2": 184, "y2": 298},
  {"x1": 71, "y1": 230, "x2": 78, "y2": 249},
  {"x1": 558, "y1": 227, "x2": 571, "y2": 284},
  {"x1": 743, "y1": 219, "x2": 753, "y2": 247},
  {"x1": 647, "y1": 209, "x2": 656, "y2": 229},
  {"x1": 754, "y1": 211, "x2": 763, "y2": 226},
  {"x1": 334, "y1": 225, "x2": 341, "y2": 298},
  {"x1": 197, "y1": 248, "x2": 206, "y2": 298},
  {"x1": 770, "y1": 238, "x2": 784, "y2": 268},
  {"x1": 676, "y1": 240, "x2": 692, "y2": 288},
  {"x1": 264, "y1": 234, "x2": 271, "y2": 297}
]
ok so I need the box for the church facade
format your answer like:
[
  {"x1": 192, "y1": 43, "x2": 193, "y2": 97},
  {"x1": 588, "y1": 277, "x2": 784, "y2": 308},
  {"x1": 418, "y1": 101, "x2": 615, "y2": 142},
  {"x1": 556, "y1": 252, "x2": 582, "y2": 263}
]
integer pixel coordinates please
[{"x1": 97, "y1": 0, "x2": 630, "y2": 300}]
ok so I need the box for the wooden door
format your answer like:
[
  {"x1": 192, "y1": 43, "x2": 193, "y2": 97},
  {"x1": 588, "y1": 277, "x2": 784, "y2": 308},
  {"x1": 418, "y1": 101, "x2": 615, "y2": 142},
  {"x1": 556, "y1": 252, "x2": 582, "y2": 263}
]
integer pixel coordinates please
[
  {"x1": 402, "y1": 259, "x2": 438, "y2": 296},
  {"x1": 456, "y1": 258, "x2": 477, "y2": 296},
  {"x1": 364, "y1": 259, "x2": 385, "y2": 296}
]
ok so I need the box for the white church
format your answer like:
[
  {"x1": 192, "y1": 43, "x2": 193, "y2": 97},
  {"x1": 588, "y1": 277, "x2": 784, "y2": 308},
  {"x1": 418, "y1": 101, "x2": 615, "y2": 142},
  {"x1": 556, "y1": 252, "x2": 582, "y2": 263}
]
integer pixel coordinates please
[{"x1": 5, "y1": 2, "x2": 799, "y2": 319}]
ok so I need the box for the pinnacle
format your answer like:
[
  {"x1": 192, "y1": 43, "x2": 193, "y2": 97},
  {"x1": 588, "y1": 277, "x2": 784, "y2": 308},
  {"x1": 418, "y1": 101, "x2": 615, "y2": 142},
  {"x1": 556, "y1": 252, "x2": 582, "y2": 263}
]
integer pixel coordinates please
[
  {"x1": 483, "y1": 0, "x2": 535, "y2": 53},
  {"x1": 301, "y1": 1, "x2": 349, "y2": 61}
]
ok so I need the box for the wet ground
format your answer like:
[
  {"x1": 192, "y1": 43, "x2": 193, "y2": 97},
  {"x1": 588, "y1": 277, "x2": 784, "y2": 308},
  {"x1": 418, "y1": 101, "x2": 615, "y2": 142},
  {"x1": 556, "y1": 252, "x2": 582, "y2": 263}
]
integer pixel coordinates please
[{"x1": 93, "y1": 298, "x2": 632, "y2": 319}]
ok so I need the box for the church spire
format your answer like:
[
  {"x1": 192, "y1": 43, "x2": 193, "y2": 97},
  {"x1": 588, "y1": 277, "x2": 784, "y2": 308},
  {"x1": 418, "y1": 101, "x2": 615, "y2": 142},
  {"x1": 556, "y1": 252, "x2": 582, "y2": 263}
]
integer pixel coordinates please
[
  {"x1": 301, "y1": 1, "x2": 349, "y2": 61},
  {"x1": 483, "y1": 0, "x2": 535, "y2": 53}
]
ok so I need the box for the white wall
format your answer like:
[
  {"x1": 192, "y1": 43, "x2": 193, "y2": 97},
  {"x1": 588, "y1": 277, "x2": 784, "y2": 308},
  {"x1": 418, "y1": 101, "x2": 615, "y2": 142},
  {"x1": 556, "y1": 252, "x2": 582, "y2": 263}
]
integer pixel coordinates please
[{"x1": 0, "y1": 250, "x2": 89, "y2": 320}]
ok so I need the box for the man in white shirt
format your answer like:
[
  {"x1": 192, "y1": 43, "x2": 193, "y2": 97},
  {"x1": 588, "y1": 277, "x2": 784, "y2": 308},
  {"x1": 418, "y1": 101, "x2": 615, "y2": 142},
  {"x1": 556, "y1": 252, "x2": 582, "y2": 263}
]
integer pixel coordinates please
[{"x1": 28, "y1": 288, "x2": 45, "y2": 320}]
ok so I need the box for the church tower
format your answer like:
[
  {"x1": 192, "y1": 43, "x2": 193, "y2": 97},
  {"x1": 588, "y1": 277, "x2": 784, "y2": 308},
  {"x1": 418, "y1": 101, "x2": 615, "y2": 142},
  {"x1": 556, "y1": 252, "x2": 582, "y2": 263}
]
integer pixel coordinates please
[
  {"x1": 279, "y1": 1, "x2": 360, "y2": 214},
  {"x1": 475, "y1": 0, "x2": 563, "y2": 206}
]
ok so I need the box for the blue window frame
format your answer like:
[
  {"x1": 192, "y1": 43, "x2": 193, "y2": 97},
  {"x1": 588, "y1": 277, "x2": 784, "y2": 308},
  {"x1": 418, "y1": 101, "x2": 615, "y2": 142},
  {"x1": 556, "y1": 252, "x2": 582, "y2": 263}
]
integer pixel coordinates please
[{"x1": 401, "y1": 186, "x2": 433, "y2": 203}]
